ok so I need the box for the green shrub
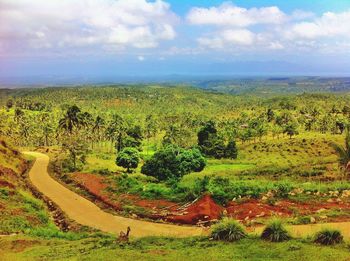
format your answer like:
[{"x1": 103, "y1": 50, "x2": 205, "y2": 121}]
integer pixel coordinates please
[
  {"x1": 211, "y1": 218, "x2": 247, "y2": 242},
  {"x1": 116, "y1": 147, "x2": 140, "y2": 173},
  {"x1": 141, "y1": 145, "x2": 206, "y2": 181},
  {"x1": 314, "y1": 229, "x2": 343, "y2": 245},
  {"x1": 261, "y1": 219, "x2": 291, "y2": 242},
  {"x1": 275, "y1": 182, "x2": 293, "y2": 198},
  {"x1": 114, "y1": 174, "x2": 143, "y2": 194},
  {"x1": 140, "y1": 183, "x2": 171, "y2": 199}
]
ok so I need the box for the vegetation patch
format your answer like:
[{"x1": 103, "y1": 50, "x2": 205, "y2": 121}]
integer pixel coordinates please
[
  {"x1": 210, "y1": 218, "x2": 247, "y2": 242},
  {"x1": 261, "y1": 219, "x2": 291, "y2": 242},
  {"x1": 314, "y1": 229, "x2": 344, "y2": 245}
]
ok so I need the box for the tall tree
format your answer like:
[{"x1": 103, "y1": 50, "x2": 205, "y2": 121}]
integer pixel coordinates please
[
  {"x1": 58, "y1": 105, "x2": 83, "y2": 134},
  {"x1": 116, "y1": 147, "x2": 140, "y2": 173}
]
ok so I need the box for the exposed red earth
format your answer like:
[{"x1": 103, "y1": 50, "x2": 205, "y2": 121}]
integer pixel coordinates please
[
  {"x1": 165, "y1": 194, "x2": 224, "y2": 225},
  {"x1": 73, "y1": 173, "x2": 122, "y2": 211},
  {"x1": 72, "y1": 173, "x2": 350, "y2": 225}
]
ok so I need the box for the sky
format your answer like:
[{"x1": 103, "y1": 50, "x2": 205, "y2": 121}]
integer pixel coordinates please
[{"x1": 1, "y1": 0, "x2": 350, "y2": 83}]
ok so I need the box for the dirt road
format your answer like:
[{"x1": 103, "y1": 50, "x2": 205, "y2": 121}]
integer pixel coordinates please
[
  {"x1": 24, "y1": 152, "x2": 350, "y2": 240},
  {"x1": 24, "y1": 152, "x2": 205, "y2": 238}
]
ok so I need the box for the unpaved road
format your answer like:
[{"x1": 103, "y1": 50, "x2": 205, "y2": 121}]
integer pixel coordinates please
[
  {"x1": 24, "y1": 152, "x2": 205, "y2": 238},
  {"x1": 25, "y1": 152, "x2": 350, "y2": 240}
]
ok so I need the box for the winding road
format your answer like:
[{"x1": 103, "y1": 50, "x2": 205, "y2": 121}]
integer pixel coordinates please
[
  {"x1": 25, "y1": 152, "x2": 350, "y2": 239},
  {"x1": 24, "y1": 152, "x2": 205, "y2": 238}
]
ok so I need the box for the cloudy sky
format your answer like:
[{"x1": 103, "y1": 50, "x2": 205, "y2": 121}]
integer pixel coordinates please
[{"x1": 1, "y1": 0, "x2": 350, "y2": 81}]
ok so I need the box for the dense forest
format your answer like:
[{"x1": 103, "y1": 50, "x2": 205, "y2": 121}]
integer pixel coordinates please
[{"x1": 1, "y1": 85, "x2": 350, "y2": 149}]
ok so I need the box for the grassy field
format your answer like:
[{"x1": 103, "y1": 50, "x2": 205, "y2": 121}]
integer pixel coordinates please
[
  {"x1": 2, "y1": 235, "x2": 350, "y2": 261},
  {"x1": 76, "y1": 131, "x2": 346, "y2": 197}
]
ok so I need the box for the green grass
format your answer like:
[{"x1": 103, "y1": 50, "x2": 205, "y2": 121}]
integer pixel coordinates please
[
  {"x1": 78, "y1": 132, "x2": 350, "y2": 205},
  {"x1": 82, "y1": 152, "x2": 121, "y2": 173},
  {"x1": 0, "y1": 190, "x2": 53, "y2": 234},
  {"x1": 2, "y1": 235, "x2": 350, "y2": 261}
]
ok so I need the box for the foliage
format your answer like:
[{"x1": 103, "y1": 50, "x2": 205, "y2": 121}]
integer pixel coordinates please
[
  {"x1": 225, "y1": 140, "x2": 238, "y2": 159},
  {"x1": 275, "y1": 182, "x2": 293, "y2": 198},
  {"x1": 314, "y1": 229, "x2": 343, "y2": 245},
  {"x1": 116, "y1": 147, "x2": 140, "y2": 173},
  {"x1": 210, "y1": 218, "x2": 247, "y2": 242},
  {"x1": 141, "y1": 145, "x2": 206, "y2": 181},
  {"x1": 61, "y1": 136, "x2": 88, "y2": 172},
  {"x1": 261, "y1": 219, "x2": 291, "y2": 242},
  {"x1": 58, "y1": 105, "x2": 85, "y2": 133},
  {"x1": 198, "y1": 121, "x2": 238, "y2": 159}
]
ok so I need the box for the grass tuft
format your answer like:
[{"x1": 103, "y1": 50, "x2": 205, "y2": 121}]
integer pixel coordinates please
[
  {"x1": 314, "y1": 229, "x2": 343, "y2": 245},
  {"x1": 210, "y1": 218, "x2": 247, "y2": 242},
  {"x1": 261, "y1": 219, "x2": 291, "y2": 242}
]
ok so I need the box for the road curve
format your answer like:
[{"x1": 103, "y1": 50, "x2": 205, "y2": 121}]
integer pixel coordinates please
[
  {"x1": 24, "y1": 152, "x2": 205, "y2": 238},
  {"x1": 24, "y1": 152, "x2": 350, "y2": 240}
]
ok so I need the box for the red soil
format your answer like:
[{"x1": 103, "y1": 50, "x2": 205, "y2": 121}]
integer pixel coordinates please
[
  {"x1": 121, "y1": 194, "x2": 178, "y2": 210},
  {"x1": 71, "y1": 173, "x2": 350, "y2": 225},
  {"x1": 72, "y1": 173, "x2": 222, "y2": 224},
  {"x1": 166, "y1": 194, "x2": 224, "y2": 225},
  {"x1": 226, "y1": 199, "x2": 292, "y2": 221},
  {"x1": 72, "y1": 173, "x2": 122, "y2": 210},
  {"x1": 227, "y1": 199, "x2": 350, "y2": 222}
]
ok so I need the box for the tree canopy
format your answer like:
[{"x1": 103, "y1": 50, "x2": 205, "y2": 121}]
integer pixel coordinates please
[{"x1": 141, "y1": 145, "x2": 206, "y2": 181}]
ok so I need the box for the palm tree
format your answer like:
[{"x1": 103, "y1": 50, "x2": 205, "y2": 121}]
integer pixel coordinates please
[
  {"x1": 105, "y1": 114, "x2": 127, "y2": 152},
  {"x1": 58, "y1": 105, "x2": 82, "y2": 134},
  {"x1": 92, "y1": 116, "x2": 105, "y2": 148},
  {"x1": 333, "y1": 127, "x2": 350, "y2": 178}
]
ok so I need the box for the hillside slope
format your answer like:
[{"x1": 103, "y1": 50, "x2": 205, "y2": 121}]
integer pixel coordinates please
[{"x1": 0, "y1": 138, "x2": 51, "y2": 234}]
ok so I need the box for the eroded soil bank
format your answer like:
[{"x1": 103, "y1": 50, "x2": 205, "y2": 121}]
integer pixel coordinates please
[{"x1": 72, "y1": 172, "x2": 350, "y2": 226}]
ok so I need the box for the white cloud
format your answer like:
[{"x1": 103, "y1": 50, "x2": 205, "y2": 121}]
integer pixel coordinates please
[
  {"x1": 188, "y1": 2, "x2": 350, "y2": 54},
  {"x1": 137, "y1": 55, "x2": 145, "y2": 61},
  {"x1": 221, "y1": 29, "x2": 255, "y2": 45},
  {"x1": 187, "y1": 2, "x2": 286, "y2": 27},
  {"x1": 198, "y1": 29, "x2": 255, "y2": 49},
  {"x1": 291, "y1": 10, "x2": 315, "y2": 20},
  {"x1": 268, "y1": 41, "x2": 284, "y2": 50},
  {"x1": 287, "y1": 11, "x2": 350, "y2": 40},
  {"x1": 187, "y1": 2, "x2": 287, "y2": 50},
  {"x1": 0, "y1": 0, "x2": 178, "y2": 55}
]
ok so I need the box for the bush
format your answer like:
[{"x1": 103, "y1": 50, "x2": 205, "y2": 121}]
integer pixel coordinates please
[
  {"x1": 141, "y1": 145, "x2": 206, "y2": 181},
  {"x1": 314, "y1": 229, "x2": 343, "y2": 245},
  {"x1": 275, "y1": 182, "x2": 293, "y2": 198},
  {"x1": 211, "y1": 218, "x2": 247, "y2": 242},
  {"x1": 116, "y1": 147, "x2": 140, "y2": 173},
  {"x1": 114, "y1": 174, "x2": 143, "y2": 194},
  {"x1": 261, "y1": 219, "x2": 291, "y2": 242}
]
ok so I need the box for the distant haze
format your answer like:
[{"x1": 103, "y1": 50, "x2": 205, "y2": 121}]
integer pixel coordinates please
[{"x1": 1, "y1": 0, "x2": 350, "y2": 85}]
